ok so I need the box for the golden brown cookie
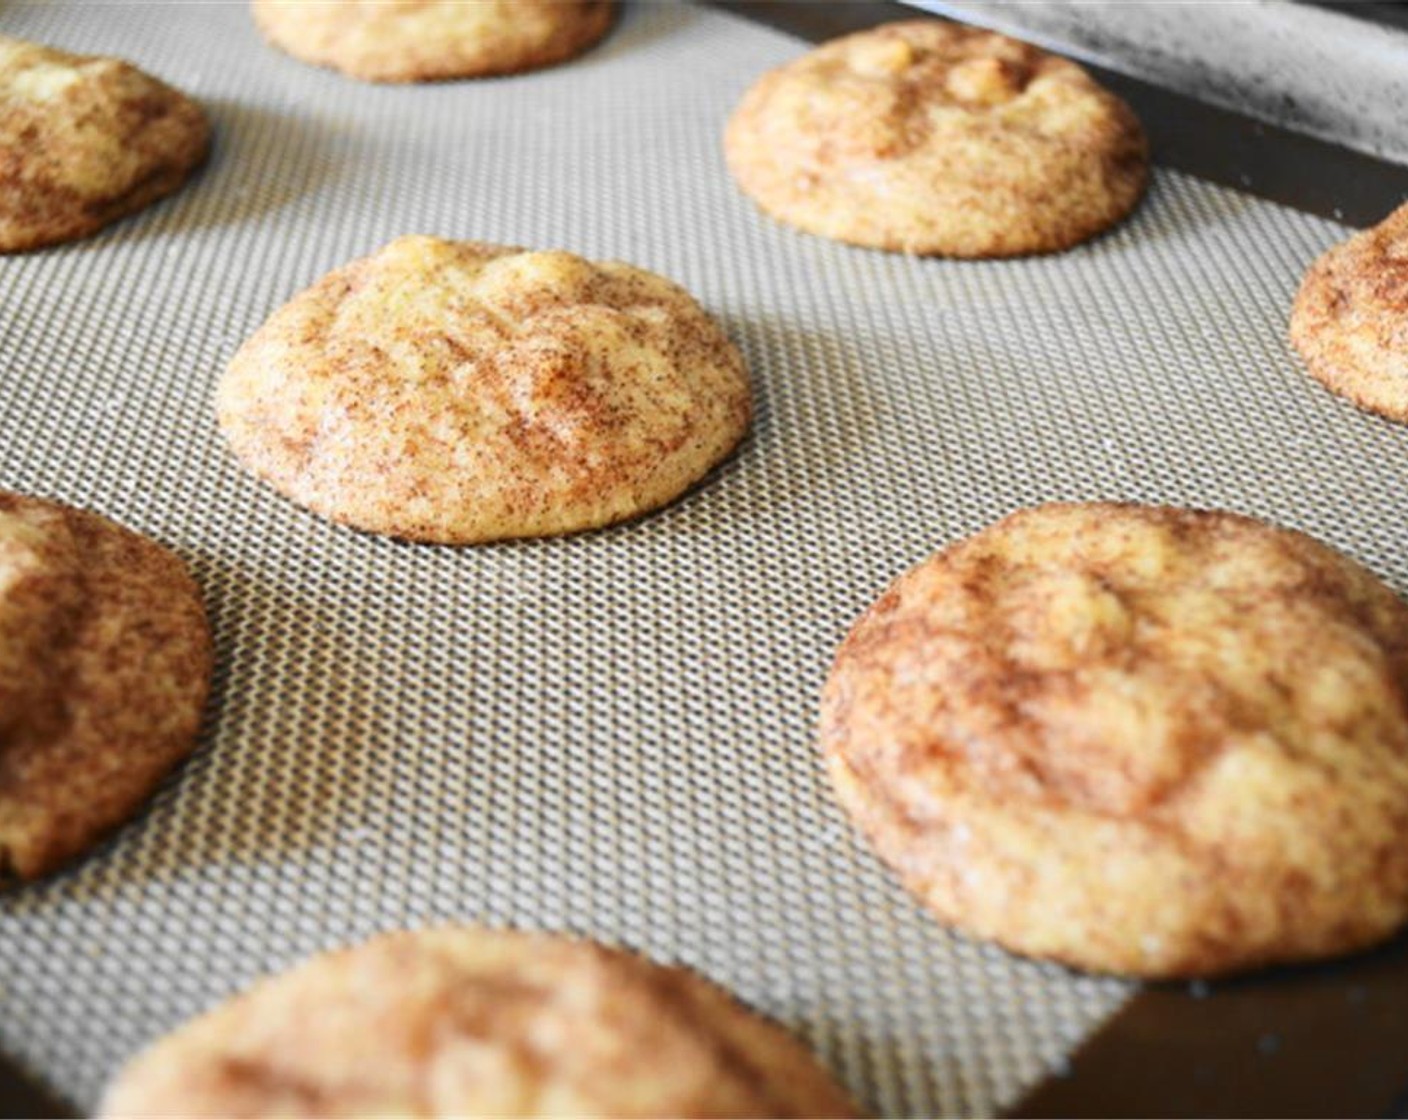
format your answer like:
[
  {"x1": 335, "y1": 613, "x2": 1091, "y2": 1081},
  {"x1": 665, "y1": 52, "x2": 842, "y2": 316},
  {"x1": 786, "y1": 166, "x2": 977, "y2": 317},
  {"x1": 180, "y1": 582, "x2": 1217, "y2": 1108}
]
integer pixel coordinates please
[
  {"x1": 0, "y1": 492, "x2": 211, "y2": 881},
  {"x1": 217, "y1": 236, "x2": 752, "y2": 543},
  {"x1": 724, "y1": 20, "x2": 1148, "y2": 257},
  {"x1": 821, "y1": 502, "x2": 1408, "y2": 978},
  {"x1": 251, "y1": 0, "x2": 615, "y2": 83},
  {"x1": 0, "y1": 36, "x2": 209, "y2": 253},
  {"x1": 100, "y1": 926, "x2": 860, "y2": 1118},
  {"x1": 1290, "y1": 201, "x2": 1408, "y2": 422}
]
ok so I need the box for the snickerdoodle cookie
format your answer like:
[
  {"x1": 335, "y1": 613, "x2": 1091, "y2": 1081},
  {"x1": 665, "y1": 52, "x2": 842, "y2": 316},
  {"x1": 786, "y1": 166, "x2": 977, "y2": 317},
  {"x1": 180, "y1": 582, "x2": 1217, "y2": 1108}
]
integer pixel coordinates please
[
  {"x1": 724, "y1": 20, "x2": 1148, "y2": 257},
  {"x1": 251, "y1": 1, "x2": 615, "y2": 83},
  {"x1": 1290, "y1": 201, "x2": 1408, "y2": 422},
  {"x1": 821, "y1": 503, "x2": 1408, "y2": 978},
  {"x1": 0, "y1": 492, "x2": 210, "y2": 881},
  {"x1": 0, "y1": 36, "x2": 209, "y2": 252},
  {"x1": 217, "y1": 236, "x2": 751, "y2": 543},
  {"x1": 101, "y1": 926, "x2": 860, "y2": 1118}
]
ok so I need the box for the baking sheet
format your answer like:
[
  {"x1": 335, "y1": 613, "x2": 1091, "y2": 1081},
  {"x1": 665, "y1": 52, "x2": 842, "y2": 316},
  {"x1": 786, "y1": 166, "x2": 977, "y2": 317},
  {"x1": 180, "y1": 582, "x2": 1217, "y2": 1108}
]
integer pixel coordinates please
[{"x1": 1, "y1": 3, "x2": 1403, "y2": 1115}]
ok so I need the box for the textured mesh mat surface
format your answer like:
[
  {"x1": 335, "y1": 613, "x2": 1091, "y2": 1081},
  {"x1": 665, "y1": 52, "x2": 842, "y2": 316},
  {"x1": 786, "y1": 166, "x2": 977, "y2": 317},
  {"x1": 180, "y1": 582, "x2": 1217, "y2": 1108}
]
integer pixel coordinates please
[{"x1": 1, "y1": 3, "x2": 1402, "y2": 1116}]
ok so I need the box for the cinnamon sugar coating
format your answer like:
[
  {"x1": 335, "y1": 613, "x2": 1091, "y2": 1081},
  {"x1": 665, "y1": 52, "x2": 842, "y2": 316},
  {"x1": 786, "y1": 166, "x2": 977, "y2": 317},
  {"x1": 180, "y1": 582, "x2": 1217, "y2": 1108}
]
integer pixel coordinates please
[
  {"x1": 0, "y1": 492, "x2": 211, "y2": 881},
  {"x1": 1291, "y1": 201, "x2": 1408, "y2": 421},
  {"x1": 724, "y1": 20, "x2": 1147, "y2": 257},
  {"x1": 821, "y1": 503, "x2": 1408, "y2": 978},
  {"x1": 252, "y1": 0, "x2": 615, "y2": 83},
  {"x1": 101, "y1": 927, "x2": 860, "y2": 1118},
  {"x1": 218, "y1": 236, "x2": 752, "y2": 543},
  {"x1": 0, "y1": 35, "x2": 209, "y2": 252}
]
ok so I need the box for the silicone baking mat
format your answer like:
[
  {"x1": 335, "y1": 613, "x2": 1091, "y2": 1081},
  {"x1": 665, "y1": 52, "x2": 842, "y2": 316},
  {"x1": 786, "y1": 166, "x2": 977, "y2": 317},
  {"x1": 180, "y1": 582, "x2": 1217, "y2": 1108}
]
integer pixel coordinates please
[{"x1": 1, "y1": 3, "x2": 1404, "y2": 1116}]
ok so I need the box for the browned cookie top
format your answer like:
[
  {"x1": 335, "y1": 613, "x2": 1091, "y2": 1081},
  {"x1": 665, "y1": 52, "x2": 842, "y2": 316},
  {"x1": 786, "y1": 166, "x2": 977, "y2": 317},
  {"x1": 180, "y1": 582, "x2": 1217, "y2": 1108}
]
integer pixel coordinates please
[
  {"x1": 725, "y1": 20, "x2": 1148, "y2": 257},
  {"x1": 0, "y1": 492, "x2": 211, "y2": 881},
  {"x1": 101, "y1": 927, "x2": 861, "y2": 1118},
  {"x1": 1291, "y1": 201, "x2": 1408, "y2": 421},
  {"x1": 218, "y1": 236, "x2": 752, "y2": 544},
  {"x1": 822, "y1": 502, "x2": 1408, "y2": 978},
  {"x1": 252, "y1": 0, "x2": 615, "y2": 82},
  {"x1": 0, "y1": 36, "x2": 209, "y2": 252}
]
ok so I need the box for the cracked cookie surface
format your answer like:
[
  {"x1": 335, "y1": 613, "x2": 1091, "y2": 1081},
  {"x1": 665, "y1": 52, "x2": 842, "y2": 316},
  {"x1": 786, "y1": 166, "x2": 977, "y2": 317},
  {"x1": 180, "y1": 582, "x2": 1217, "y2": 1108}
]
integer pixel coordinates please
[
  {"x1": 1291, "y1": 201, "x2": 1408, "y2": 422},
  {"x1": 252, "y1": 0, "x2": 615, "y2": 82},
  {"x1": 101, "y1": 927, "x2": 860, "y2": 1118},
  {"x1": 0, "y1": 492, "x2": 211, "y2": 881},
  {"x1": 0, "y1": 35, "x2": 209, "y2": 252},
  {"x1": 821, "y1": 502, "x2": 1408, "y2": 977},
  {"x1": 218, "y1": 236, "x2": 752, "y2": 543},
  {"x1": 725, "y1": 20, "x2": 1147, "y2": 257}
]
